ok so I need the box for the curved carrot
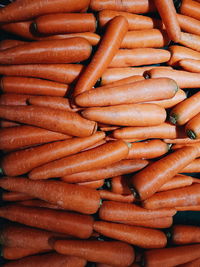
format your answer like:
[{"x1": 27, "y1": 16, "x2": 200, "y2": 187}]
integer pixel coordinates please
[
  {"x1": 185, "y1": 113, "x2": 200, "y2": 139},
  {"x1": 2, "y1": 191, "x2": 33, "y2": 202},
  {"x1": 28, "y1": 140, "x2": 130, "y2": 180},
  {"x1": 0, "y1": 105, "x2": 97, "y2": 137},
  {"x1": 176, "y1": 257, "x2": 200, "y2": 267},
  {"x1": 0, "y1": 93, "x2": 31, "y2": 106},
  {"x1": 99, "y1": 190, "x2": 135, "y2": 203},
  {"x1": 94, "y1": 220, "x2": 167, "y2": 248},
  {"x1": 181, "y1": 158, "x2": 200, "y2": 173},
  {"x1": 73, "y1": 16, "x2": 128, "y2": 96},
  {"x1": 177, "y1": 13, "x2": 200, "y2": 36},
  {"x1": 180, "y1": 0, "x2": 200, "y2": 21},
  {"x1": 0, "y1": 39, "x2": 26, "y2": 51},
  {"x1": 78, "y1": 179, "x2": 105, "y2": 189},
  {"x1": 171, "y1": 225, "x2": 200, "y2": 245},
  {"x1": 179, "y1": 32, "x2": 200, "y2": 52},
  {"x1": 179, "y1": 59, "x2": 200, "y2": 73}
]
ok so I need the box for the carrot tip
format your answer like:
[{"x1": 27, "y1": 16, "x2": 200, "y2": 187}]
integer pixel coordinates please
[
  {"x1": 187, "y1": 129, "x2": 197, "y2": 140},
  {"x1": 169, "y1": 113, "x2": 178, "y2": 125}
]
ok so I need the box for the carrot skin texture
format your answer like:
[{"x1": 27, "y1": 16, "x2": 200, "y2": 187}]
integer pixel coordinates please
[
  {"x1": 0, "y1": 93, "x2": 31, "y2": 106},
  {"x1": 179, "y1": 32, "x2": 200, "y2": 52},
  {"x1": 99, "y1": 190, "x2": 135, "y2": 203},
  {"x1": 94, "y1": 221, "x2": 167, "y2": 248},
  {"x1": 0, "y1": 105, "x2": 97, "y2": 137},
  {"x1": 2, "y1": 191, "x2": 33, "y2": 202},
  {"x1": 29, "y1": 140, "x2": 130, "y2": 180},
  {"x1": 177, "y1": 14, "x2": 200, "y2": 36},
  {"x1": 179, "y1": 59, "x2": 200, "y2": 73},
  {"x1": 180, "y1": 0, "x2": 200, "y2": 21},
  {"x1": 172, "y1": 225, "x2": 200, "y2": 245},
  {"x1": 158, "y1": 174, "x2": 194, "y2": 192},
  {"x1": 0, "y1": 38, "x2": 92, "y2": 65},
  {"x1": 0, "y1": 177, "x2": 100, "y2": 214},
  {"x1": 53, "y1": 239, "x2": 135, "y2": 267},
  {"x1": 73, "y1": 16, "x2": 128, "y2": 97},
  {"x1": 0, "y1": 204, "x2": 94, "y2": 238},
  {"x1": 185, "y1": 113, "x2": 200, "y2": 139},
  {"x1": 0, "y1": 39, "x2": 26, "y2": 51},
  {"x1": 180, "y1": 158, "x2": 200, "y2": 173}
]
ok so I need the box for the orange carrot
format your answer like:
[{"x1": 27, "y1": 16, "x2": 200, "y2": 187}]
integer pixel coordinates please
[
  {"x1": 0, "y1": 120, "x2": 20, "y2": 128},
  {"x1": 177, "y1": 13, "x2": 200, "y2": 36},
  {"x1": 100, "y1": 75, "x2": 145, "y2": 89},
  {"x1": 0, "y1": 105, "x2": 97, "y2": 137},
  {"x1": 0, "y1": 204, "x2": 94, "y2": 238},
  {"x1": 185, "y1": 113, "x2": 200, "y2": 139},
  {"x1": 94, "y1": 220, "x2": 167, "y2": 248},
  {"x1": 81, "y1": 104, "x2": 167, "y2": 126},
  {"x1": 99, "y1": 190, "x2": 135, "y2": 203},
  {"x1": 110, "y1": 175, "x2": 132, "y2": 195},
  {"x1": 176, "y1": 257, "x2": 200, "y2": 267},
  {"x1": 179, "y1": 32, "x2": 200, "y2": 52},
  {"x1": 1, "y1": 131, "x2": 105, "y2": 176},
  {"x1": 0, "y1": 93, "x2": 31, "y2": 106},
  {"x1": 78, "y1": 179, "x2": 105, "y2": 189},
  {"x1": 171, "y1": 225, "x2": 200, "y2": 245},
  {"x1": 172, "y1": 143, "x2": 200, "y2": 150},
  {"x1": 176, "y1": 205, "x2": 200, "y2": 211},
  {"x1": 179, "y1": 59, "x2": 200, "y2": 73},
  {"x1": 180, "y1": 0, "x2": 200, "y2": 21},
  {"x1": 2, "y1": 191, "x2": 33, "y2": 202},
  {"x1": 0, "y1": 177, "x2": 100, "y2": 214},
  {"x1": 180, "y1": 158, "x2": 200, "y2": 173},
  {"x1": 164, "y1": 138, "x2": 200, "y2": 144},
  {"x1": 81, "y1": 139, "x2": 107, "y2": 151},
  {"x1": 0, "y1": 39, "x2": 26, "y2": 51},
  {"x1": 73, "y1": 16, "x2": 128, "y2": 96},
  {"x1": 28, "y1": 140, "x2": 130, "y2": 180},
  {"x1": 18, "y1": 199, "x2": 64, "y2": 210},
  {"x1": 158, "y1": 174, "x2": 194, "y2": 192},
  {"x1": 53, "y1": 239, "x2": 135, "y2": 266}
]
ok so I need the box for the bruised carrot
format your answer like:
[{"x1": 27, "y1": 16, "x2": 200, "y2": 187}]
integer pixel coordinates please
[
  {"x1": 177, "y1": 14, "x2": 200, "y2": 36},
  {"x1": 99, "y1": 190, "x2": 135, "y2": 203},
  {"x1": 0, "y1": 0, "x2": 90, "y2": 23},
  {"x1": 78, "y1": 179, "x2": 105, "y2": 189},
  {"x1": 53, "y1": 239, "x2": 135, "y2": 267},
  {"x1": 1, "y1": 131, "x2": 105, "y2": 176},
  {"x1": 185, "y1": 113, "x2": 200, "y2": 139},
  {"x1": 99, "y1": 201, "x2": 177, "y2": 222},
  {"x1": 143, "y1": 244, "x2": 200, "y2": 267},
  {"x1": 171, "y1": 225, "x2": 200, "y2": 245},
  {"x1": 0, "y1": 120, "x2": 20, "y2": 128},
  {"x1": 61, "y1": 159, "x2": 149, "y2": 183},
  {"x1": 94, "y1": 220, "x2": 167, "y2": 248},
  {"x1": 0, "y1": 39, "x2": 26, "y2": 51},
  {"x1": 0, "y1": 105, "x2": 97, "y2": 137},
  {"x1": 176, "y1": 257, "x2": 200, "y2": 267},
  {"x1": 1, "y1": 76, "x2": 69, "y2": 97},
  {"x1": 0, "y1": 177, "x2": 100, "y2": 214},
  {"x1": 29, "y1": 140, "x2": 130, "y2": 180},
  {"x1": 180, "y1": 158, "x2": 200, "y2": 173},
  {"x1": 0, "y1": 93, "x2": 31, "y2": 106},
  {"x1": 81, "y1": 104, "x2": 166, "y2": 126},
  {"x1": 0, "y1": 126, "x2": 70, "y2": 151},
  {"x1": 179, "y1": 32, "x2": 200, "y2": 52},
  {"x1": 0, "y1": 204, "x2": 94, "y2": 238},
  {"x1": 34, "y1": 13, "x2": 96, "y2": 35},
  {"x1": 73, "y1": 16, "x2": 128, "y2": 96},
  {"x1": 169, "y1": 92, "x2": 200, "y2": 125},
  {"x1": 0, "y1": 64, "x2": 83, "y2": 84},
  {"x1": 0, "y1": 38, "x2": 92, "y2": 65},
  {"x1": 158, "y1": 174, "x2": 194, "y2": 192},
  {"x1": 2, "y1": 191, "x2": 33, "y2": 202},
  {"x1": 179, "y1": 59, "x2": 200, "y2": 73},
  {"x1": 180, "y1": 0, "x2": 200, "y2": 21}
]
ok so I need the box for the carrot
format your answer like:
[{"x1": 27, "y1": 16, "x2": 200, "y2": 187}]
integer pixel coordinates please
[
  {"x1": 99, "y1": 75, "x2": 145, "y2": 89},
  {"x1": 0, "y1": 39, "x2": 27, "y2": 51},
  {"x1": 179, "y1": 32, "x2": 200, "y2": 52},
  {"x1": 73, "y1": 16, "x2": 128, "y2": 97},
  {"x1": 78, "y1": 179, "x2": 105, "y2": 189},
  {"x1": 99, "y1": 125, "x2": 120, "y2": 131},
  {"x1": 177, "y1": 14, "x2": 200, "y2": 36},
  {"x1": 164, "y1": 138, "x2": 200, "y2": 144},
  {"x1": 3, "y1": 252, "x2": 87, "y2": 267},
  {"x1": 61, "y1": 159, "x2": 149, "y2": 183},
  {"x1": 0, "y1": 105, "x2": 97, "y2": 137},
  {"x1": 0, "y1": 38, "x2": 92, "y2": 65},
  {"x1": 158, "y1": 174, "x2": 194, "y2": 192},
  {"x1": 109, "y1": 48, "x2": 171, "y2": 67},
  {"x1": 153, "y1": 0, "x2": 181, "y2": 42},
  {"x1": 172, "y1": 143, "x2": 200, "y2": 150},
  {"x1": 1, "y1": 76, "x2": 69, "y2": 97},
  {"x1": 99, "y1": 201, "x2": 177, "y2": 222},
  {"x1": 0, "y1": 64, "x2": 83, "y2": 84},
  {"x1": 0, "y1": 93, "x2": 31, "y2": 106},
  {"x1": 18, "y1": 199, "x2": 65, "y2": 210},
  {"x1": 0, "y1": 126, "x2": 70, "y2": 151},
  {"x1": 176, "y1": 205, "x2": 200, "y2": 211},
  {"x1": 1, "y1": 131, "x2": 105, "y2": 176},
  {"x1": 130, "y1": 146, "x2": 199, "y2": 200},
  {"x1": 99, "y1": 190, "x2": 135, "y2": 203},
  {"x1": 180, "y1": 0, "x2": 200, "y2": 21},
  {"x1": 53, "y1": 239, "x2": 135, "y2": 267},
  {"x1": 171, "y1": 225, "x2": 200, "y2": 245},
  {"x1": 0, "y1": 0, "x2": 90, "y2": 23},
  {"x1": 0, "y1": 204, "x2": 94, "y2": 238},
  {"x1": 0, "y1": 177, "x2": 100, "y2": 214},
  {"x1": 169, "y1": 92, "x2": 200, "y2": 125},
  {"x1": 81, "y1": 104, "x2": 167, "y2": 126},
  {"x1": 110, "y1": 176, "x2": 132, "y2": 195},
  {"x1": 33, "y1": 13, "x2": 96, "y2": 35},
  {"x1": 179, "y1": 59, "x2": 200, "y2": 73},
  {"x1": 143, "y1": 184, "x2": 200, "y2": 210},
  {"x1": 81, "y1": 139, "x2": 107, "y2": 151},
  {"x1": 94, "y1": 220, "x2": 167, "y2": 248},
  {"x1": 185, "y1": 113, "x2": 200, "y2": 139},
  {"x1": 176, "y1": 257, "x2": 200, "y2": 267},
  {"x1": 0, "y1": 120, "x2": 20, "y2": 128},
  {"x1": 2, "y1": 191, "x2": 33, "y2": 202},
  {"x1": 180, "y1": 158, "x2": 200, "y2": 173},
  {"x1": 75, "y1": 77, "x2": 177, "y2": 107},
  {"x1": 120, "y1": 29, "x2": 169, "y2": 49}
]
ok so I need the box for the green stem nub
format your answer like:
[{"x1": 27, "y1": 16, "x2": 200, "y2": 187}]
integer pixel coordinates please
[
  {"x1": 129, "y1": 186, "x2": 140, "y2": 200},
  {"x1": 187, "y1": 129, "x2": 197, "y2": 140},
  {"x1": 169, "y1": 113, "x2": 178, "y2": 125},
  {"x1": 143, "y1": 72, "x2": 151, "y2": 79},
  {"x1": 0, "y1": 168, "x2": 4, "y2": 176}
]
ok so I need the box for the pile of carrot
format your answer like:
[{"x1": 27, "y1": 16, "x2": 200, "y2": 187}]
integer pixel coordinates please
[{"x1": 0, "y1": 0, "x2": 200, "y2": 266}]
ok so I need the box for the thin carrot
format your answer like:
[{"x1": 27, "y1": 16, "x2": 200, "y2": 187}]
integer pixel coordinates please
[
  {"x1": 172, "y1": 143, "x2": 200, "y2": 150},
  {"x1": 164, "y1": 138, "x2": 200, "y2": 144},
  {"x1": 176, "y1": 205, "x2": 200, "y2": 211},
  {"x1": 180, "y1": 0, "x2": 200, "y2": 21},
  {"x1": 176, "y1": 257, "x2": 200, "y2": 267},
  {"x1": 100, "y1": 75, "x2": 144, "y2": 89},
  {"x1": 185, "y1": 113, "x2": 200, "y2": 139},
  {"x1": 73, "y1": 16, "x2": 128, "y2": 96},
  {"x1": 94, "y1": 220, "x2": 167, "y2": 248},
  {"x1": 180, "y1": 158, "x2": 200, "y2": 173},
  {"x1": 0, "y1": 38, "x2": 92, "y2": 65},
  {"x1": 177, "y1": 13, "x2": 200, "y2": 36},
  {"x1": 0, "y1": 177, "x2": 100, "y2": 214},
  {"x1": 1, "y1": 131, "x2": 105, "y2": 176},
  {"x1": 53, "y1": 239, "x2": 135, "y2": 267},
  {"x1": 158, "y1": 174, "x2": 194, "y2": 192},
  {"x1": 18, "y1": 199, "x2": 64, "y2": 210},
  {"x1": 0, "y1": 0, "x2": 90, "y2": 23},
  {"x1": 179, "y1": 59, "x2": 200, "y2": 73},
  {"x1": 2, "y1": 191, "x2": 33, "y2": 202},
  {"x1": 0, "y1": 93, "x2": 31, "y2": 106},
  {"x1": 0, "y1": 120, "x2": 20, "y2": 128},
  {"x1": 0, "y1": 105, "x2": 97, "y2": 137},
  {"x1": 0, "y1": 204, "x2": 94, "y2": 238},
  {"x1": 0, "y1": 39, "x2": 26, "y2": 51},
  {"x1": 171, "y1": 225, "x2": 200, "y2": 245},
  {"x1": 78, "y1": 179, "x2": 105, "y2": 189},
  {"x1": 179, "y1": 32, "x2": 200, "y2": 52},
  {"x1": 99, "y1": 190, "x2": 135, "y2": 203}
]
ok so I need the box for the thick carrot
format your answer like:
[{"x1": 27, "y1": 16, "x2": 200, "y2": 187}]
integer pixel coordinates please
[
  {"x1": 130, "y1": 146, "x2": 199, "y2": 200},
  {"x1": 0, "y1": 0, "x2": 90, "y2": 23},
  {"x1": 53, "y1": 239, "x2": 135, "y2": 267},
  {"x1": 158, "y1": 174, "x2": 194, "y2": 192},
  {"x1": 0, "y1": 38, "x2": 92, "y2": 65},
  {"x1": 185, "y1": 113, "x2": 200, "y2": 139},
  {"x1": 3, "y1": 252, "x2": 87, "y2": 267},
  {"x1": 180, "y1": 158, "x2": 200, "y2": 173},
  {"x1": 81, "y1": 104, "x2": 167, "y2": 126},
  {"x1": 0, "y1": 93, "x2": 31, "y2": 106},
  {"x1": 2, "y1": 191, "x2": 33, "y2": 202},
  {"x1": 99, "y1": 190, "x2": 135, "y2": 203},
  {"x1": 0, "y1": 64, "x2": 83, "y2": 84},
  {"x1": 73, "y1": 16, "x2": 128, "y2": 97},
  {"x1": 143, "y1": 184, "x2": 200, "y2": 210},
  {"x1": 109, "y1": 48, "x2": 171, "y2": 67},
  {"x1": 94, "y1": 220, "x2": 167, "y2": 248},
  {"x1": 180, "y1": 0, "x2": 200, "y2": 21},
  {"x1": 144, "y1": 244, "x2": 200, "y2": 267},
  {"x1": 169, "y1": 92, "x2": 200, "y2": 125},
  {"x1": 179, "y1": 32, "x2": 200, "y2": 52},
  {"x1": 61, "y1": 159, "x2": 149, "y2": 183},
  {"x1": 177, "y1": 14, "x2": 200, "y2": 36},
  {"x1": 0, "y1": 204, "x2": 94, "y2": 238},
  {"x1": 0, "y1": 39, "x2": 26, "y2": 51},
  {"x1": 153, "y1": 0, "x2": 181, "y2": 42},
  {"x1": 171, "y1": 225, "x2": 200, "y2": 245},
  {"x1": 1, "y1": 76, "x2": 69, "y2": 97},
  {"x1": 78, "y1": 179, "x2": 105, "y2": 189},
  {"x1": 0, "y1": 120, "x2": 20, "y2": 128},
  {"x1": 99, "y1": 201, "x2": 177, "y2": 222},
  {"x1": 0, "y1": 177, "x2": 100, "y2": 214},
  {"x1": 177, "y1": 257, "x2": 200, "y2": 267},
  {"x1": 0, "y1": 126, "x2": 70, "y2": 151},
  {"x1": 179, "y1": 59, "x2": 200, "y2": 73},
  {"x1": 1, "y1": 131, "x2": 105, "y2": 176},
  {"x1": 34, "y1": 13, "x2": 96, "y2": 35},
  {"x1": 0, "y1": 105, "x2": 97, "y2": 137}
]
